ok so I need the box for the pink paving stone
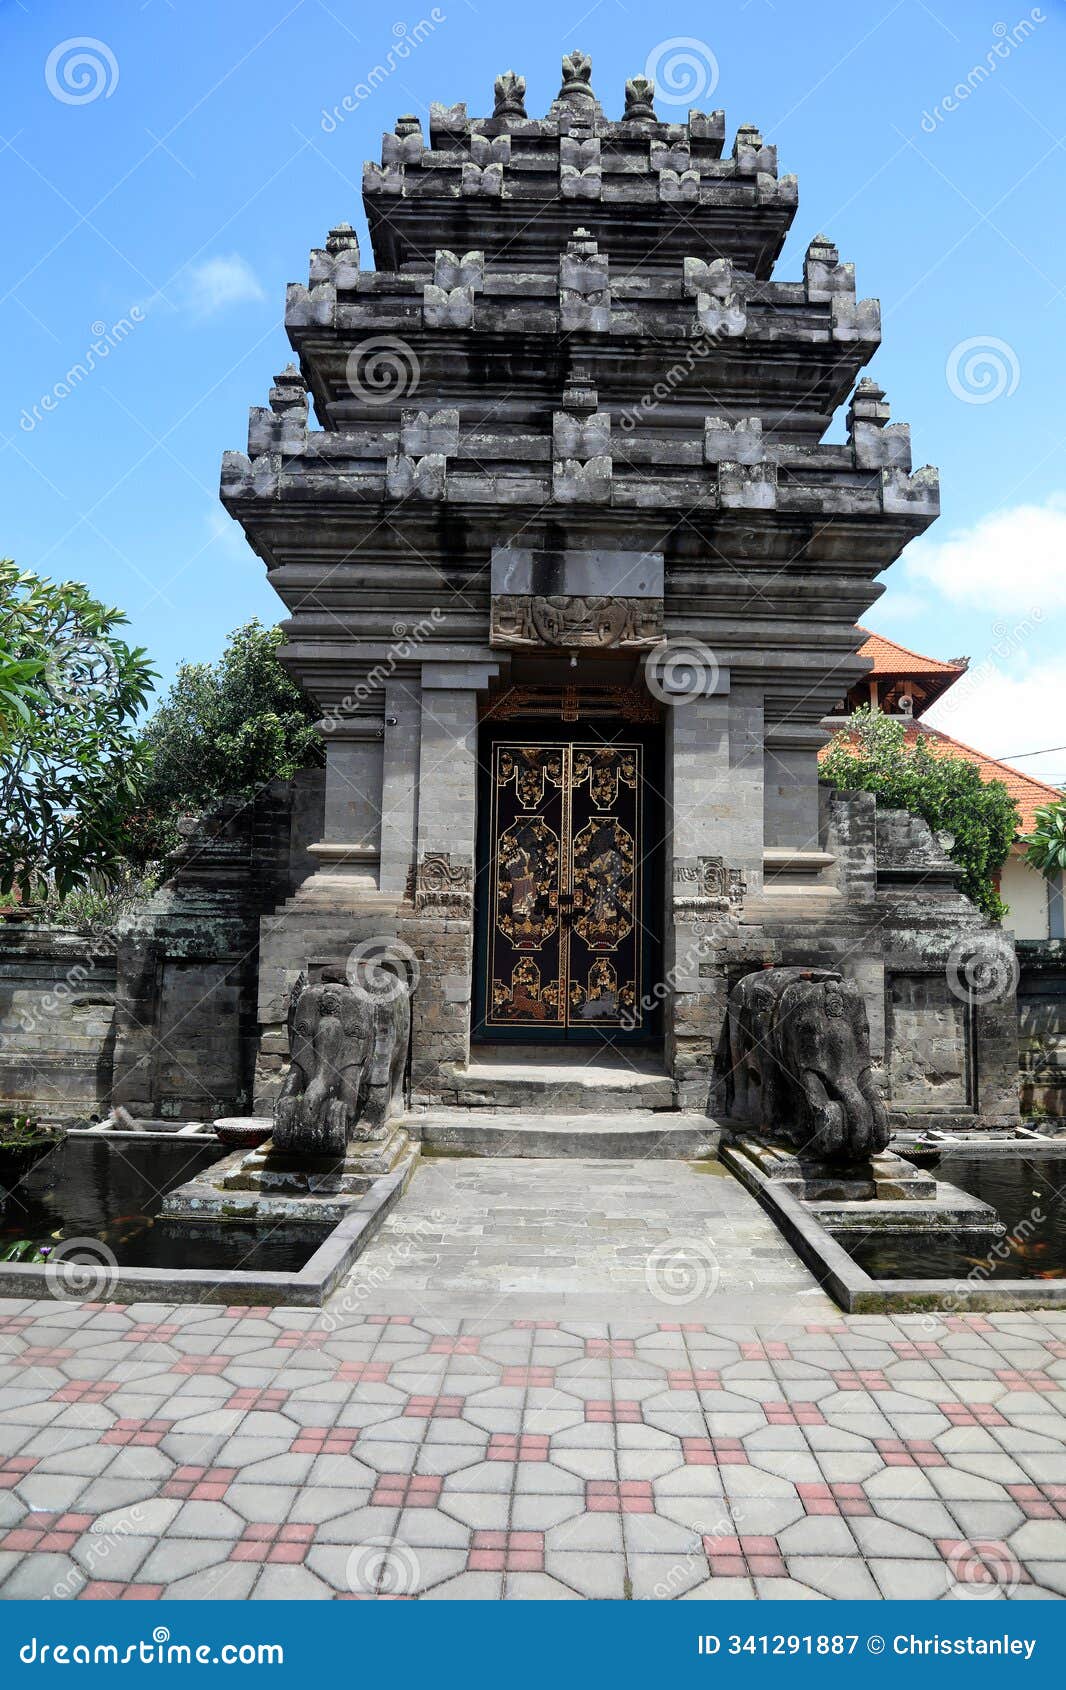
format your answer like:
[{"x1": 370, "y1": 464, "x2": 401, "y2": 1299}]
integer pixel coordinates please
[
  {"x1": 832, "y1": 1370, "x2": 889, "y2": 1391},
  {"x1": 403, "y1": 1394, "x2": 464, "y2": 1419},
  {"x1": 875, "y1": 1439, "x2": 946, "y2": 1468},
  {"x1": 668, "y1": 1369, "x2": 721, "y2": 1391},
  {"x1": 0, "y1": 1318, "x2": 31, "y2": 1333},
  {"x1": 224, "y1": 1306, "x2": 272, "y2": 1318},
  {"x1": 17, "y1": 1348, "x2": 73, "y2": 1367},
  {"x1": 337, "y1": 1360, "x2": 392, "y2": 1383},
  {"x1": 174, "y1": 1356, "x2": 230, "y2": 1376},
  {"x1": 276, "y1": 1330, "x2": 330, "y2": 1349},
  {"x1": 658, "y1": 1322, "x2": 706, "y2": 1333},
  {"x1": 515, "y1": 1320, "x2": 558, "y2": 1329},
  {"x1": 682, "y1": 1437, "x2": 747, "y2": 1466},
  {"x1": 940, "y1": 1402, "x2": 1007, "y2": 1427},
  {"x1": 468, "y1": 1530, "x2": 544, "y2": 1572},
  {"x1": 805, "y1": 1323, "x2": 846, "y2": 1334},
  {"x1": 123, "y1": 1325, "x2": 178, "y2": 1344},
  {"x1": 0, "y1": 1457, "x2": 38, "y2": 1486},
  {"x1": 1, "y1": 1513, "x2": 94, "y2": 1554},
  {"x1": 891, "y1": 1341, "x2": 944, "y2": 1359},
  {"x1": 52, "y1": 1380, "x2": 118, "y2": 1403},
  {"x1": 487, "y1": 1434, "x2": 550, "y2": 1462},
  {"x1": 996, "y1": 1369, "x2": 1057, "y2": 1393},
  {"x1": 586, "y1": 1480, "x2": 654, "y2": 1514},
  {"x1": 79, "y1": 1583, "x2": 165, "y2": 1600},
  {"x1": 944, "y1": 1316, "x2": 994, "y2": 1332},
  {"x1": 367, "y1": 1315, "x2": 412, "y2": 1325},
  {"x1": 232, "y1": 1521, "x2": 315, "y2": 1564},
  {"x1": 586, "y1": 1338, "x2": 634, "y2": 1358},
  {"x1": 585, "y1": 1400, "x2": 643, "y2": 1424},
  {"x1": 765, "y1": 1402, "x2": 825, "y2": 1426},
  {"x1": 704, "y1": 1534, "x2": 787, "y2": 1579},
  {"x1": 102, "y1": 1418, "x2": 174, "y2": 1447},
  {"x1": 1007, "y1": 1485, "x2": 1057, "y2": 1519},
  {"x1": 291, "y1": 1427, "x2": 361, "y2": 1456},
  {"x1": 798, "y1": 1483, "x2": 872, "y2": 1518},
  {"x1": 371, "y1": 1473, "x2": 444, "y2": 1508},
  {"x1": 501, "y1": 1366, "x2": 555, "y2": 1388},
  {"x1": 162, "y1": 1466, "x2": 238, "y2": 1501},
  {"x1": 430, "y1": 1335, "x2": 481, "y2": 1355},
  {"x1": 742, "y1": 1342, "x2": 791, "y2": 1360},
  {"x1": 226, "y1": 1387, "x2": 289, "y2": 1411}
]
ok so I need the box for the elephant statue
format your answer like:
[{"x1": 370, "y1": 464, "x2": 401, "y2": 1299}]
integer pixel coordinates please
[
  {"x1": 272, "y1": 965, "x2": 410, "y2": 1159},
  {"x1": 715, "y1": 966, "x2": 889, "y2": 1164}
]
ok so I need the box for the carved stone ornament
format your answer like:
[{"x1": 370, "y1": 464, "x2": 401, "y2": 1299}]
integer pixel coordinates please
[
  {"x1": 410, "y1": 852, "x2": 473, "y2": 912},
  {"x1": 672, "y1": 857, "x2": 746, "y2": 917},
  {"x1": 272, "y1": 968, "x2": 411, "y2": 1157},
  {"x1": 624, "y1": 76, "x2": 656, "y2": 120},
  {"x1": 491, "y1": 594, "x2": 663, "y2": 650},
  {"x1": 715, "y1": 966, "x2": 890, "y2": 1164},
  {"x1": 493, "y1": 70, "x2": 527, "y2": 119}
]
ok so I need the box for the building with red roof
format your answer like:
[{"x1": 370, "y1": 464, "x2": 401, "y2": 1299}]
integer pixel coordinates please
[{"x1": 820, "y1": 629, "x2": 1063, "y2": 940}]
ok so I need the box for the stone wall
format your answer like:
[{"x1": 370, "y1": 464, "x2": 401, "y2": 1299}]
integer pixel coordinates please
[
  {"x1": 0, "y1": 772, "x2": 324, "y2": 1124},
  {"x1": 1017, "y1": 940, "x2": 1066, "y2": 1118}
]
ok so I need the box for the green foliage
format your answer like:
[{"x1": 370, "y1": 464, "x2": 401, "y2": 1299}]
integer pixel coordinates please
[
  {"x1": 123, "y1": 620, "x2": 321, "y2": 862},
  {"x1": 0, "y1": 1241, "x2": 51, "y2": 1264},
  {"x1": 820, "y1": 707, "x2": 1019, "y2": 922},
  {"x1": 0, "y1": 561, "x2": 156, "y2": 899},
  {"x1": 0, "y1": 1114, "x2": 46, "y2": 1148},
  {"x1": 1024, "y1": 800, "x2": 1066, "y2": 878}
]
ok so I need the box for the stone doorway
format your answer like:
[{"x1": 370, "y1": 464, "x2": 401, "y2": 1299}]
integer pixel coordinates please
[{"x1": 472, "y1": 717, "x2": 664, "y2": 1044}]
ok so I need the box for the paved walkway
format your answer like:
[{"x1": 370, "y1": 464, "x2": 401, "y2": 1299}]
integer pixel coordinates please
[{"x1": 1, "y1": 1158, "x2": 1065, "y2": 1602}]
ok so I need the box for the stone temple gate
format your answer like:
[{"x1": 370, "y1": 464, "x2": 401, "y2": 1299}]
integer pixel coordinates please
[{"x1": 219, "y1": 54, "x2": 1018, "y2": 1133}]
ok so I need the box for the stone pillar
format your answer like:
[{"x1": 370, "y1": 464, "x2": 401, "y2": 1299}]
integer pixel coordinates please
[
  {"x1": 378, "y1": 680, "x2": 421, "y2": 894},
  {"x1": 314, "y1": 715, "x2": 384, "y2": 881},
  {"x1": 665, "y1": 678, "x2": 765, "y2": 1107},
  {"x1": 763, "y1": 722, "x2": 826, "y2": 850}
]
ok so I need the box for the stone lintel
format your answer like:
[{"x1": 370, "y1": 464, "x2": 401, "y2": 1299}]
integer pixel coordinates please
[{"x1": 490, "y1": 546, "x2": 663, "y2": 597}]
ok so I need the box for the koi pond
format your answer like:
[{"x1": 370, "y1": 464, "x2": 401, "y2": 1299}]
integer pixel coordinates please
[
  {"x1": 844, "y1": 1152, "x2": 1066, "y2": 1283},
  {"x1": 0, "y1": 1136, "x2": 322, "y2": 1273}
]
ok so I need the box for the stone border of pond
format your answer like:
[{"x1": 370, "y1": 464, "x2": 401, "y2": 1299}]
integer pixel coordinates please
[
  {"x1": 0, "y1": 1149, "x2": 416, "y2": 1307},
  {"x1": 722, "y1": 1137, "x2": 1066, "y2": 1314}
]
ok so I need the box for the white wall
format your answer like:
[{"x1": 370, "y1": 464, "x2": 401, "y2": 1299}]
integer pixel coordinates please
[{"x1": 1002, "y1": 849, "x2": 1050, "y2": 940}]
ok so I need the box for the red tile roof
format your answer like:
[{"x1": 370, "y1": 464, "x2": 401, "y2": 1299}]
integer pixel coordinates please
[{"x1": 855, "y1": 628, "x2": 968, "y2": 679}]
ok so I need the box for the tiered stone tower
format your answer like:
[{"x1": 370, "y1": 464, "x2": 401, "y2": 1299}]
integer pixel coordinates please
[{"x1": 222, "y1": 54, "x2": 1016, "y2": 1132}]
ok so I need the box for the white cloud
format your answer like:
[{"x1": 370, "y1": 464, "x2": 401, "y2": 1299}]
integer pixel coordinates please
[
  {"x1": 925, "y1": 657, "x2": 1066, "y2": 788},
  {"x1": 180, "y1": 255, "x2": 265, "y2": 317},
  {"x1": 206, "y1": 507, "x2": 251, "y2": 558},
  {"x1": 906, "y1": 497, "x2": 1066, "y2": 613}
]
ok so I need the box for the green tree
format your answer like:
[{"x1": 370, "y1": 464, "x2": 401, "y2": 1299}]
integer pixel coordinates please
[
  {"x1": 820, "y1": 707, "x2": 1018, "y2": 921},
  {"x1": 1024, "y1": 800, "x2": 1066, "y2": 878},
  {"x1": 123, "y1": 620, "x2": 322, "y2": 860},
  {"x1": 0, "y1": 561, "x2": 155, "y2": 898}
]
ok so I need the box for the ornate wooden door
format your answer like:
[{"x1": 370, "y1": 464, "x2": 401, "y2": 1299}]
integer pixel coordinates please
[{"x1": 474, "y1": 732, "x2": 658, "y2": 1041}]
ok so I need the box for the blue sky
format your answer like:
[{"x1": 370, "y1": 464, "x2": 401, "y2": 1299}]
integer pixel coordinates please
[{"x1": 3, "y1": 0, "x2": 1064, "y2": 780}]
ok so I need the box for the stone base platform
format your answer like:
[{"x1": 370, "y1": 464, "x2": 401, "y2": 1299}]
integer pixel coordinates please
[
  {"x1": 415, "y1": 1108, "x2": 719, "y2": 1159},
  {"x1": 161, "y1": 1122, "x2": 416, "y2": 1226},
  {"x1": 431, "y1": 1045, "x2": 675, "y2": 1113},
  {"x1": 721, "y1": 1135, "x2": 1003, "y2": 1235}
]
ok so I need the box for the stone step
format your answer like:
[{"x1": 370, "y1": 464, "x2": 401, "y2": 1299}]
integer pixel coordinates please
[
  {"x1": 436, "y1": 1045, "x2": 676, "y2": 1113},
  {"x1": 411, "y1": 1109, "x2": 720, "y2": 1159}
]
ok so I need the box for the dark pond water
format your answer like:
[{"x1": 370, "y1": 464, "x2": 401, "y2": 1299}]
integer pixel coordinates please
[
  {"x1": 0, "y1": 1137, "x2": 323, "y2": 1274},
  {"x1": 845, "y1": 1154, "x2": 1066, "y2": 1282}
]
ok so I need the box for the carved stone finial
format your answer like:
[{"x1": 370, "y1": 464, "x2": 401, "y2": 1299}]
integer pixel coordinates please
[
  {"x1": 556, "y1": 49, "x2": 597, "y2": 109},
  {"x1": 269, "y1": 364, "x2": 306, "y2": 414},
  {"x1": 325, "y1": 223, "x2": 360, "y2": 257},
  {"x1": 493, "y1": 69, "x2": 527, "y2": 119},
  {"x1": 624, "y1": 76, "x2": 656, "y2": 120}
]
